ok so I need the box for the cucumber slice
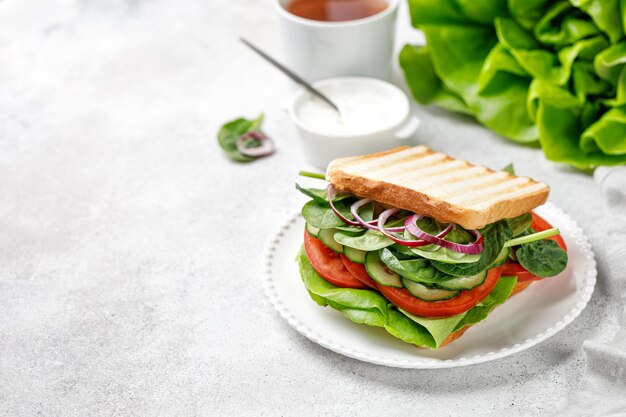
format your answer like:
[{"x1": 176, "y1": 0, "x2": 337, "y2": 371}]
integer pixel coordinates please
[
  {"x1": 318, "y1": 228, "x2": 344, "y2": 253},
  {"x1": 344, "y1": 247, "x2": 366, "y2": 264},
  {"x1": 305, "y1": 222, "x2": 320, "y2": 238},
  {"x1": 434, "y1": 271, "x2": 487, "y2": 291},
  {"x1": 365, "y1": 251, "x2": 402, "y2": 287},
  {"x1": 493, "y1": 246, "x2": 510, "y2": 266},
  {"x1": 402, "y1": 278, "x2": 460, "y2": 301}
]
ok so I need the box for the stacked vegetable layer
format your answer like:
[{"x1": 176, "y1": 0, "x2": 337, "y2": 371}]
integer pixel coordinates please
[
  {"x1": 297, "y1": 183, "x2": 568, "y2": 349},
  {"x1": 400, "y1": 0, "x2": 626, "y2": 169}
]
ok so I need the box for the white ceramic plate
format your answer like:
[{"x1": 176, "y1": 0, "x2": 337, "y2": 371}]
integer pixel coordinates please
[{"x1": 262, "y1": 203, "x2": 596, "y2": 368}]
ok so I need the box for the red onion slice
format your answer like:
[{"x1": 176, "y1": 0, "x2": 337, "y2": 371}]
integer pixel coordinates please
[
  {"x1": 327, "y1": 185, "x2": 382, "y2": 228},
  {"x1": 376, "y1": 208, "x2": 405, "y2": 233},
  {"x1": 349, "y1": 197, "x2": 407, "y2": 232},
  {"x1": 236, "y1": 131, "x2": 275, "y2": 157},
  {"x1": 326, "y1": 185, "x2": 360, "y2": 226},
  {"x1": 404, "y1": 215, "x2": 484, "y2": 254},
  {"x1": 377, "y1": 209, "x2": 430, "y2": 247},
  {"x1": 350, "y1": 198, "x2": 378, "y2": 230},
  {"x1": 437, "y1": 223, "x2": 455, "y2": 240}
]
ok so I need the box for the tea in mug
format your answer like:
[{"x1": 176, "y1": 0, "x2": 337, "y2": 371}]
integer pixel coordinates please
[{"x1": 285, "y1": 0, "x2": 388, "y2": 22}]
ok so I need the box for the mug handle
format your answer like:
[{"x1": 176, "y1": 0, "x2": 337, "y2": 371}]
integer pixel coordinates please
[{"x1": 393, "y1": 116, "x2": 421, "y2": 141}]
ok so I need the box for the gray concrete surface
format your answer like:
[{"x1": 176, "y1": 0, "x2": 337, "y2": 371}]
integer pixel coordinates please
[{"x1": 0, "y1": 0, "x2": 620, "y2": 416}]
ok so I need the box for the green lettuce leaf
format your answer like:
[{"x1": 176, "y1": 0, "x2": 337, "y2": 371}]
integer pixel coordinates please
[
  {"x1": 398, "y1": 309, "x2": 466, "y2": 347},
  {"x1": 399, "y1": 45, "x2": 471, "y2": 114},
  {"x1": 508, "y1": 0, "x2": 555, "y2": 30},
  {"x1": 580, "y1": 106, "x2": 626, "y2": 155},
  {"x1": 298, "y1": 248, "x2": 388, "y2": 326},
  {"x1": 570, "y1": 0, "x2": 623, "y2": 43},
  {"x1": 297, "y1": 247, "x2": 518, "y2": 349},
  {"x1": 400, "y1": 0, "x2": 626, "y2": 169},
  {"x1": 534, "y1": 1, "x2": 601, "y2": 47}
]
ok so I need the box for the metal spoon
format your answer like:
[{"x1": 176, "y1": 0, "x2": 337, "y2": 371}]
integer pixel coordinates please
[{"x1": 240, "y1": 38, "x2": 341, "y2": 116}]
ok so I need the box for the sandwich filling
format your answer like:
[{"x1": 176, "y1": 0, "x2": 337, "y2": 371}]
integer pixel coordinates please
[{"x1": 296, "y1": 181, "x2": 568, "y2": 349}]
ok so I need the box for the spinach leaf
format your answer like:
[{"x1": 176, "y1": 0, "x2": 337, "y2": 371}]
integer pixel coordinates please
[
  {"x1": 295, "y1": 184, "x2": 351, "y2": 203},
  {"x1": 217, "y1": 114, "x2": 264, "y2": 162},
  {"x1": 301, "y1": 200, "x2": 350, "y2": 229},
  {"x1": 431, "y1": 221, "x2": 512, "y2": 277},
  {"x1": 334, "y1": 229, "x2": 393, "y2": 251},
  {"x1": 334, "y1": 225, "x2": 364, "y2": 235},
  {"x1": 390, "y1": 244, "x2": 422, "y2": 259},
  {"x1": 410, "y1": 246, "x2": 481, "y2": 264},
  {"x1": 379, "y1": 248, "x2": 456, "y2": 284},
  {"x1": 517, "y1": 239, "x2": 568, "y2": 277},
  {"x1": 444, "y1": 226, "x2": 473, "y2": 244},
  {"x1": 507, "y1": 213, "x2": 533, "y2": 237},
  {"x1": 502, "y1": 163, "x2": 515, "y2": 175}
]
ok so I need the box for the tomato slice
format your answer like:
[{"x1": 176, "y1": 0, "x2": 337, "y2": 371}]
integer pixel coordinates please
[
  {"x1": 303, "y1": 231, "x2": 368, "y2": 289},
  {"x1": 340, "y1": 255, "x2": 378, "y2": 289},
  {"x1": 376, "y1": 266, "x2": 503, "y2": 317},
  {"x1": 501, "y1": 261, "x2": 542, "y2": 282},
  {"x1": 531, "y1": 212, "x2": 566, "y2": 250}
]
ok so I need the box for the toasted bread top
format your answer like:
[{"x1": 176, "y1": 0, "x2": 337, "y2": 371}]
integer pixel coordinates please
[{"x1": 326, "y1": 146, "x2": 549, "y2": 229}]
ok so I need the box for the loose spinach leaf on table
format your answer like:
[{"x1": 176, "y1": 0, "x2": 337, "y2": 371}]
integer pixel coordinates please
[
  {"x1": 517, "y1": 239, "x2": 568, "y2": 277},
  {"x1": 217, "y1": 114, "x2": 263, "y2": 162},
  {"x1": 431, "y1": 220, "x2": 512, "y2": 277}
]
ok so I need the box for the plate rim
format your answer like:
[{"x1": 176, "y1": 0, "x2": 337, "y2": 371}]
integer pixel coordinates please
[{"x1": 262, "y1": 202, "x2": 597, "y2": 369}]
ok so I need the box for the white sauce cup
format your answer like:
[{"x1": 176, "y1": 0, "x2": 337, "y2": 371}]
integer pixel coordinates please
[{"x1": 290, "y1": 77, "x2": 420, "y2": 169}]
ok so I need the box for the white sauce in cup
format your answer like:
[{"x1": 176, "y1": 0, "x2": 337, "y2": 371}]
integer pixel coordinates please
[
  {"x1": 289, "y1": 77, "x2": 419, "y2": 169},
  {"x1": 294, "y1": 79, "x2": 408, "y2": 136}
]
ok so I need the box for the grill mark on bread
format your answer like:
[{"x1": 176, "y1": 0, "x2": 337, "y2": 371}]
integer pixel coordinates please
[
  {"x1": 342, "y1": 146, "x2": 423, "y2": 172},
  {"x1": 360, "y1": 150, "x2": 444, "y2": 177},
  {"x1": 448, "y1": 177, "x2": 531, "y2": 205},
  {"x1": 433, "y1": 171, "x2": 510, "y2": 199},
  {"x1": 469, "y1": 183, "x2": 548, "y2": 210},
  {"x1": 413, "y1": 166, "x2": 489, "y2": 192},
  {"x1": 395, "y1": 159, "x2": 466, "y2": 183}
]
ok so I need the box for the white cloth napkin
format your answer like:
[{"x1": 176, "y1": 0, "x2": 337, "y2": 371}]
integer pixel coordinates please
[{"x1": 565, "y1": 167, "x2": 626, "y2": 416}]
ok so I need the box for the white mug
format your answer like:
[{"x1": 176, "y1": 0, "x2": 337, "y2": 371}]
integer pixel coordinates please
[
  {"x1": 274, "y1": 0, "x2": 399, "y2": 82},
  {"x1": 289, "y1": 77, "x2": 420, "y2": 170}
]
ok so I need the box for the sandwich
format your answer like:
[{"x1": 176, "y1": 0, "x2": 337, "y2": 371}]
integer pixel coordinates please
[{"x1": 296, "y1": 146, "x2": 568, "y2": 349}]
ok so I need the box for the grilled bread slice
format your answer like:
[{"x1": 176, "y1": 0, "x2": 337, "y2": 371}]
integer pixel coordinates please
[{"x1": 326, "y1": 146, "x2": 549, "y2": 229}]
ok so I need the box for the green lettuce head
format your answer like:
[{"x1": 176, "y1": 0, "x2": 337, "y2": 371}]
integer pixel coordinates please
[{"x1": 400, "y1": 0, "x2": 626, "y2": 169}]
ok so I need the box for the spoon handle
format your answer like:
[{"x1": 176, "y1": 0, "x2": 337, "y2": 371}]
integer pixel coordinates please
[{"x1": 240, "y1": 38, "x2": 341, "y2": 115}]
